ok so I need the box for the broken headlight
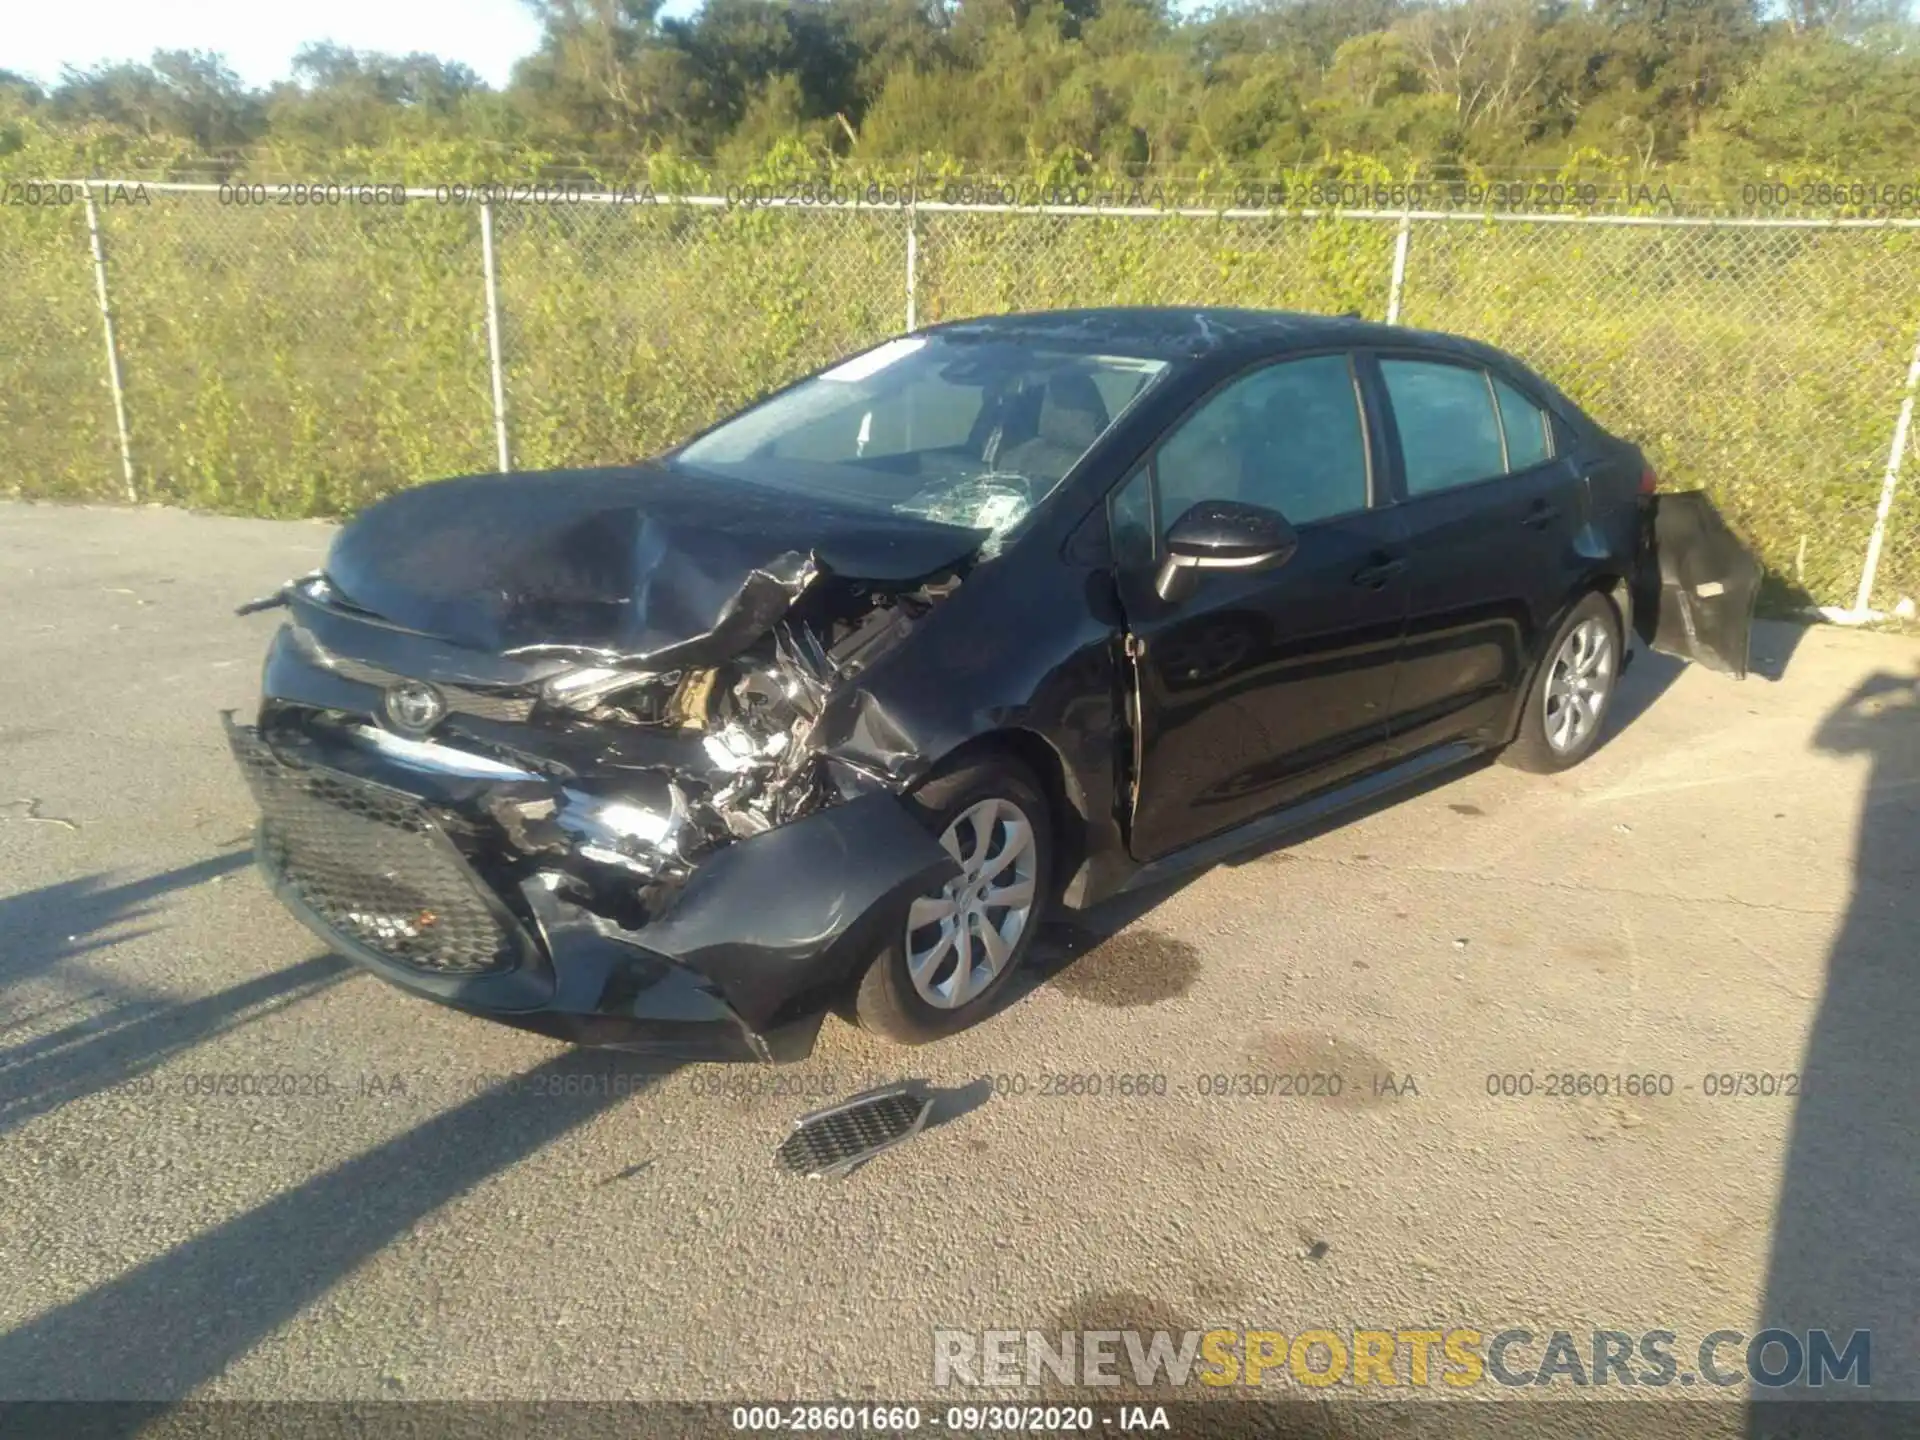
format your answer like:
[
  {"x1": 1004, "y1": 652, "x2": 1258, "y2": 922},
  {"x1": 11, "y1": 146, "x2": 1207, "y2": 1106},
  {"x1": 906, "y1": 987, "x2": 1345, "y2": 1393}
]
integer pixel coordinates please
[
  {"x1": 540, "y1": 665, "x2": 714, "y2": 729},
  {"x1": 555, "y1": 782, "x2": 694, "y2": 878},
  {"x1": 542, "y1": 666, "x2": 672, "y2": 710}
]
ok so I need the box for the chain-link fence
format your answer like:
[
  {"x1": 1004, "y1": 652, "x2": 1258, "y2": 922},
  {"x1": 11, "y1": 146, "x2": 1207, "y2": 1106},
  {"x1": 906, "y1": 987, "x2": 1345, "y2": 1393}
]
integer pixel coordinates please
[
  {"x1": 4, "y1": 182, "x2": 1918, "y2": 618},
  {"x1": 1396, "y1": 216, "x2": 1920, "y2": 615}
]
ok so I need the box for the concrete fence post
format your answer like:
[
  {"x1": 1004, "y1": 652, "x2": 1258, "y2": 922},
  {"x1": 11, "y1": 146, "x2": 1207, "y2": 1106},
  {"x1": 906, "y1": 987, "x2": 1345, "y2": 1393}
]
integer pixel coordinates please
[
  {"x1": 1851, "y1": 322, "x2": 1920, "y2": 617},
  {"x1": 83, "y1": 181, "x2": 137, "y2": 502},
  {"x1": 905, "y1": 198, "x2": 920, "y2": 333},
  {"x1": 1385, "y1": 211, "x2": 1413, "y2": 325},
  {"x1": 479, "y1": 198, "x2": 512, "y2": 473}
]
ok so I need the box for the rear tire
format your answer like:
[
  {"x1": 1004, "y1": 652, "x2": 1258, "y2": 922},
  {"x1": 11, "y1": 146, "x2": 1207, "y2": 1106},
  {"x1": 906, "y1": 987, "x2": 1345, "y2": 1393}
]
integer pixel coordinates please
[
  {"x1": 853, "y1": 755, "x2": 1053, "y2": 1046},
  {"x1": 1503, "y1": 592, "x2": 1623, "y2": 774}
]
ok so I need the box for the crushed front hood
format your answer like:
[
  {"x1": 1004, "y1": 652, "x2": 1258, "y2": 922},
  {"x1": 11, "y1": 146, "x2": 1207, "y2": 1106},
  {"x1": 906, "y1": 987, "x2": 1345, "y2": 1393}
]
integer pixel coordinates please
[{"x1": 323, "y1": 464, "x2": 984, "y2": 664}]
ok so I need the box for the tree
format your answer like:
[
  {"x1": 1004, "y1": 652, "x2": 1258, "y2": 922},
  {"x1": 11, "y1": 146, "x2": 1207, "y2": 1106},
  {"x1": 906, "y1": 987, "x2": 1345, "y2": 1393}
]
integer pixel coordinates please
[
  {"x1": 49, "y1": 51, "x2": 262, "y2": 151},
  {"x1": 1699, "y1": 23, "x2": 1920, "y2": 167},
  {"x1": 9, "y1": 0, "x2": 1913, "y2": 183}
]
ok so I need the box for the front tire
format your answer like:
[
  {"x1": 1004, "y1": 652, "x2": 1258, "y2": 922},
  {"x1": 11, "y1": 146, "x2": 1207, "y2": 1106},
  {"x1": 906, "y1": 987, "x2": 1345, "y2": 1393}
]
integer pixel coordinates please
[
  {"x1": 853, "y1": 755, "x2": 1053, "y2": 1045},
  {"x1": 1503, "y1": 592, "x2": 1623, "y2": 774}
]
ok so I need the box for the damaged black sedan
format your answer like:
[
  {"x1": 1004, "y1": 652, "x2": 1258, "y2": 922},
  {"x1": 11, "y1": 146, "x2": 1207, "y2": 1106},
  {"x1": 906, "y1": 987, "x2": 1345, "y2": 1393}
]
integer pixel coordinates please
[{"x1": 228, "y1": 308, "x2": 1759, "y2": 1062}]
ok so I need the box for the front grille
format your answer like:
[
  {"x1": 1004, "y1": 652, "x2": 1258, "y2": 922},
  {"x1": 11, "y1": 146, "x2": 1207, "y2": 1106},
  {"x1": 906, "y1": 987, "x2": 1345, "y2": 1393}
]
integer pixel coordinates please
[
  {"x1": 443, "y1": 686, "x2": 537, "y2": 724},
  {"x1": 229, "y1": 723, "x2": 534, "y2": 977},
  {"x1": 308, "y1": 646, "x2": 536, "y2": 723}
]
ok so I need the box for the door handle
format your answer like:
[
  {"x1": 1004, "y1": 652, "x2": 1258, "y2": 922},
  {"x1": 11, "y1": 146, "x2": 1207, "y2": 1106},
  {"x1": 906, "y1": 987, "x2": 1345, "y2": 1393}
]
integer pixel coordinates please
[
  {"x1": 1523, "y1": 501, "x2": 1561, "y2": 529},
  {"x1": 1351, "y1": 556, "x2": 1407, "y2": 589}
]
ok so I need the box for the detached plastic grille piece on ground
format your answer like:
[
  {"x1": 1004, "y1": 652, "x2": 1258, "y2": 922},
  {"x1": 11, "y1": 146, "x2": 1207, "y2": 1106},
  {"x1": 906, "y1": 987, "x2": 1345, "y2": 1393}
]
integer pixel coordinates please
[{"x1": 776, "y1": 1084, "x2": 935, "y2": 1178}]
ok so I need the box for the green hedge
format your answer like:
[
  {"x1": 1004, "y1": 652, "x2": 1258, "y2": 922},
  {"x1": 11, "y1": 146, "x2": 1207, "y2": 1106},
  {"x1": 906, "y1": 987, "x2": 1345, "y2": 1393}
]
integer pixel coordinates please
[{"x1": 3, "y1": 169, "x2": 1917, "y2": 612}]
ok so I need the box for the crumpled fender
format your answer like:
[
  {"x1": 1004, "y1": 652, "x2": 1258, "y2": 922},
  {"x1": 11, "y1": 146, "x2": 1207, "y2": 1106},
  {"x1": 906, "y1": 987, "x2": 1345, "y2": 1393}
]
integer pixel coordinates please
[{"x1": 632, "y1": 790, "x2": 959, "y2": 1029}]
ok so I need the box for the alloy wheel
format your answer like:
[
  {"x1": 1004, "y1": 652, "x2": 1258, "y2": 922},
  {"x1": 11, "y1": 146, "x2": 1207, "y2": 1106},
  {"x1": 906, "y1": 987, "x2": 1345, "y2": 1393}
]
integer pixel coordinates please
[
  {"x1": 1544, "y1": 617, "x2": 1615, "y2": 753},
  {"x1": 904, "y1": 796, "x2": 1038, "y2": 1009}
]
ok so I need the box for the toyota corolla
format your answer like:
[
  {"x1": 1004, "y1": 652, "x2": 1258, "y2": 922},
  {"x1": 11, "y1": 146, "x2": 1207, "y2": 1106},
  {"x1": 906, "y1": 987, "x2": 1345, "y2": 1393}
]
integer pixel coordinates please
[{"x1": 227, "y1": 308, "x2": 1759, "y2": 1061}]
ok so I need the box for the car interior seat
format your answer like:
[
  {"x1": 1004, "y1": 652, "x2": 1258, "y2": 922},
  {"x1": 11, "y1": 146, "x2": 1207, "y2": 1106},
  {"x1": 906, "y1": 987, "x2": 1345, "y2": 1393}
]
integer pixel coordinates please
[{"x1": 992, "y1": 372, "x2": 1111, "y2": 481}]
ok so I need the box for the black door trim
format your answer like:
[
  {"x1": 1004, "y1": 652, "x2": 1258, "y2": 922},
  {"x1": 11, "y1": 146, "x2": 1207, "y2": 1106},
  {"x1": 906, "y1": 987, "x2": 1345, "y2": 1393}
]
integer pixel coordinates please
[{"x1": 1118, "y1": 740, "x2": 1485, "y2": 894}]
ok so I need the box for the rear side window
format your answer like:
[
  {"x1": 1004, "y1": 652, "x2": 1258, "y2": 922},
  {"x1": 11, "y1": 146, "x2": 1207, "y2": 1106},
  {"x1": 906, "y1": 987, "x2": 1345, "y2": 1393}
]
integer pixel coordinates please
[
  {"x1": 1493, "y1": 377, "x2": 1551, "y2": 470},
  {"x1": 1381, "y1": 359, "x2": 1505, "y2": 495}
]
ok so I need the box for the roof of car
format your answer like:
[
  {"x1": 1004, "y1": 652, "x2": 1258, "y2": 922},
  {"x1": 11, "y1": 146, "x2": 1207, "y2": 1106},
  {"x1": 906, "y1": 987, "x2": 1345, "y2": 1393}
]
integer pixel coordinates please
[{"x1": 923, "y1": 306, "x2": 1505, "y2": 366}]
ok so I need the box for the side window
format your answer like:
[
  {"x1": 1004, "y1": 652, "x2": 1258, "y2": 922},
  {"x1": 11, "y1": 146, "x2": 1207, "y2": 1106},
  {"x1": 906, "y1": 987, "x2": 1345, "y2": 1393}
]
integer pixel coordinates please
[
  {"x1": 1088, "y1": 368, "x2": 1157, "y2": 425},
  {"x1": 1550, "y1": 410, "x2": 1581, "y2": 457},
  {"x1": 1154, "y1": 354, "x2": 1369, "y2": 534},
  {"x1": 1109, "y1": 464, "x2": 1155, "y2": 569},
  {"x1": 1381, "y1": 359, "x2": 1506, "y2": 496},
  {"x1": 1493, "y1": 376, "x2": 1551, "y2": 471}
]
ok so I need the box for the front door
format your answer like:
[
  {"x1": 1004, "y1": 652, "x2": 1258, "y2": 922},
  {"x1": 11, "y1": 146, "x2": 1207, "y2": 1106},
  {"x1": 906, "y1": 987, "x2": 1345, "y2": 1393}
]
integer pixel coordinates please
[{"x1": 1115, "y1": 352, "x2": 1411, "y2": 862}]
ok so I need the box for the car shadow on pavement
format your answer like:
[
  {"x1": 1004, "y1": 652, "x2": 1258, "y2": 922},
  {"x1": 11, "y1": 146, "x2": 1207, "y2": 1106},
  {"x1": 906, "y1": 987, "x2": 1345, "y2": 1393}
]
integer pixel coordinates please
[
  {"x1": 1603, "y1": 644, "x2": 1687, "y2": 741},
  {"x1": 1590, "y1": 613, "x2": 1816, "y2": 750},
  {"x1": 1749, "y1": 664, "x2": 1920, "y2": 1426},
  {"x1": 0, "y1": 850, "x2": 253, "y2": 980},
  {"x1": 0, "y1": 1047, "x2": 676, "y2": 1406},
  {"x1": 0, "y1": 852, "x2": 685, "y2": 1406},
  {"x1": 1017, "y1": 632, "x2": 1703, "y2": 1006},
  {"x1": 0, "y1": 951, "x2": 349, "y2": 1139},
  {"x1": 0, "y1": 852, "x2": 354, "y2": 1139},
  {"x1": 1743, "y1": 617, "x2": 1814, "y2": 684}
]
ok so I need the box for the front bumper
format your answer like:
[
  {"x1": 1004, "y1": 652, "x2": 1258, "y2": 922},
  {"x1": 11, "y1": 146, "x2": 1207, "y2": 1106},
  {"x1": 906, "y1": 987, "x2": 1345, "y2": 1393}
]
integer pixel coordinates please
[{"x1": 225, "y1": 718, "x2": 956, "y2": 1062}]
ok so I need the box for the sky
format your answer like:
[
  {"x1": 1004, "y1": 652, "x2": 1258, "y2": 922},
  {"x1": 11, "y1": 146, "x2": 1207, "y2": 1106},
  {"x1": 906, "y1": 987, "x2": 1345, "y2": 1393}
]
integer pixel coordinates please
[{"x1": 1, "y1": 0, "x2": 697, "y2": 91}]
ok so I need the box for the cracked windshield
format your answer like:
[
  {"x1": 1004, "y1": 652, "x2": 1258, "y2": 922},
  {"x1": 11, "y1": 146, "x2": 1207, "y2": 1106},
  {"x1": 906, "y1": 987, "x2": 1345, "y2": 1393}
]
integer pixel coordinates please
[{"x1": 676, "y1": 335, "x2": 1167, "y2": 540}]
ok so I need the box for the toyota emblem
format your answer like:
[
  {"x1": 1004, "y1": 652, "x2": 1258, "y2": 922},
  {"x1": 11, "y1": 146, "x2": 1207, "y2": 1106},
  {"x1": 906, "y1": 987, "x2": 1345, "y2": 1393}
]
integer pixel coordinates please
[{"x1": 382, "y1": 681, "x2": 446, "y2": 736}]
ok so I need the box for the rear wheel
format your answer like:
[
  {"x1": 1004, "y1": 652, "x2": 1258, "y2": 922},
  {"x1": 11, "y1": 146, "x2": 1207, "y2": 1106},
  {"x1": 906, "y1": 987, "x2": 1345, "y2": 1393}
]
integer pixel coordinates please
[
  {"x1": 853, "y1": 755, "x2": 1052, "y2": 1045},
  {"x1": 1503, "y1": 592, "x2": 1622, "y2": 774}
]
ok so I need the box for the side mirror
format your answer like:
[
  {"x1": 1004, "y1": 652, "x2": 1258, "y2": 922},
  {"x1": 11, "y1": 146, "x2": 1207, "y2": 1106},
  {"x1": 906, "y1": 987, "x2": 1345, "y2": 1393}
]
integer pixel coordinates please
[{"x1": 1154, "y1": 499, "x2": 1299, "y2": 602}]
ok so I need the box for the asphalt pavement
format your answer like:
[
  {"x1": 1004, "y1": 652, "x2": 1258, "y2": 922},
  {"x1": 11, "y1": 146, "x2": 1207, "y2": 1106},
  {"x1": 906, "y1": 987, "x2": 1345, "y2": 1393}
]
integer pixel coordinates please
[{"x1": 2, "y1": 498, "x2": 1917, "y2": 1426}]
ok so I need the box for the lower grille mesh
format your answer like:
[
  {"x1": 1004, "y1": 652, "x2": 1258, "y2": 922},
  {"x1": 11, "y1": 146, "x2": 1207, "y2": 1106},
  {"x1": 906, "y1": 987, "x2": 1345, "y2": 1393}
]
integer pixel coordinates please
[
  {"x1": 777, "y1": 1086, "x2": 933, "y2": 1177},
  {"x1": 229, "y1": 724, "x2": 530, "y2": 977}
]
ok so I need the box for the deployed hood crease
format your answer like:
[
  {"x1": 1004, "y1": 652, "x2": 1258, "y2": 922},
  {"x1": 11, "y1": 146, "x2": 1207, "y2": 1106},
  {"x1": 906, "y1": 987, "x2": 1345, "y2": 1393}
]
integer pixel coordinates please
[
  {"x1": 499, "y1": 552, "x2": 821, "y2": 669},
  {"x1": 321, "y1": 465, "x2": 985, "y2": 665}
]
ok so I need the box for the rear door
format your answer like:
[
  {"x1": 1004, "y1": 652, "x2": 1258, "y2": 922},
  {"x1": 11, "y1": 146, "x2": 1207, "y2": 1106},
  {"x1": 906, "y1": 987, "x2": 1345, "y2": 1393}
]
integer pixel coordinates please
[
  {"x1": 1634, "y1": 490, "x2": 1762, "y2": 677},
  {"x1": 1369, "y1": 353, "x2": 1592, "y2": 756},
  {"x1": 1113, "y1": 351, "x2": 1410, "y2": 861}
]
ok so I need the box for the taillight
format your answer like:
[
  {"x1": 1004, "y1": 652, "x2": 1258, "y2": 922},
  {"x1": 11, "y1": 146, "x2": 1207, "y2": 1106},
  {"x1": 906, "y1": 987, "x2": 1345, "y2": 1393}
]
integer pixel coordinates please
[{"x1": 1639, "y1": 463, "x2": 1659, "y2": 495}]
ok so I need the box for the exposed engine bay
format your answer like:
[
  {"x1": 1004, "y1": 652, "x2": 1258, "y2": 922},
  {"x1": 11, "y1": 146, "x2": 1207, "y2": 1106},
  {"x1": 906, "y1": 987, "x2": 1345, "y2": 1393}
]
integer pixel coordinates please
[
  {"x1": 256, "y1": 554, "x2": 964, "y2": 936},
  {"x1": 503, "y1": 568, "x2": 960, "y2": 868}
]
